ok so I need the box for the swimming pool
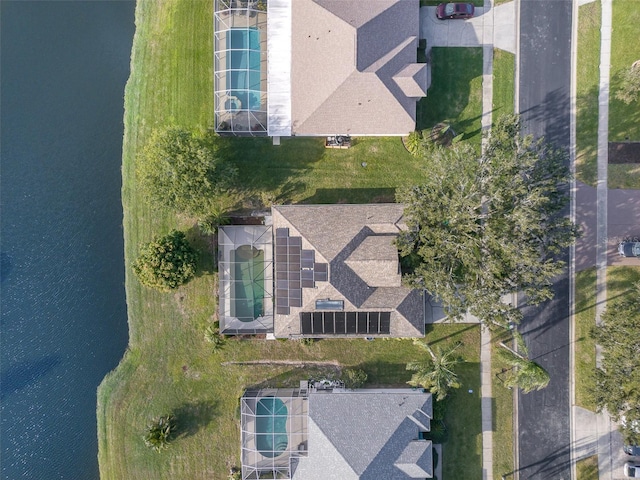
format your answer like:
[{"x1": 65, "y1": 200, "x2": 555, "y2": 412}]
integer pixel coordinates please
[
  {"x1": 230, "y1": 245, "x2": 264, "y2": 321},
  {"x1": 227, "y1": 28, "x2": 262, "y2": 111},
  {"x1": 255, "y1": 397, "x2": 288, "y2": 458}
]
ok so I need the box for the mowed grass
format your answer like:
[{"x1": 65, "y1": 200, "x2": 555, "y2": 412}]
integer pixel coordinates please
[
  {"x1": 417, "y1": 47, "x2": 484, "y2": 146},
  {"x1": 576, "y1": 1, "x2": 600, "y2": 187},
  {"x1": 97, "y1": 1, "x2": 485, "y2": 478},
  {"x1": 576, "y1": 455, "x2": 599, "y2": 480},
  {"x1": 574, "y1": 268, "x2": 597, "y2": 411},
  {"x1": 492, "y1": 48, "x2": 515, "y2": 120},
  {"x1": 491, "y1": 331, "x2": 515, "y2": 479},
  {"x1": 609, "y1": 0, "x2": 640, "y2": 189}
]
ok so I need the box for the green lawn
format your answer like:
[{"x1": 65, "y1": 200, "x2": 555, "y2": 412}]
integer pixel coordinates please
[
  {"x1": 492, "y1": 48, "x2": 515, "y2": 120},
  {"x1": 609, "y1": 0, "x2": 640, "y2": 189},
  {"x1": 576, "y1": 455, "x2": 599, "y2": 480},
  {"x1": 491, "y1": 331, "x2": 515, "y2": 480},
  {"x1": 97, "y1": 1, "x2": 485, "y2": 478},
  {"x1": 574, "y1": 268, "x2": 597, "y2": 411},
  {"x1": 417, "y1": 47, "x2": 484, "y2": 146},
  {"x1": 576, "y1": 1, "x2": 601, "y2": 187}
]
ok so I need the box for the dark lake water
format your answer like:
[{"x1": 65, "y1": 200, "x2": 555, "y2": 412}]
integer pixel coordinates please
[{"x1": 1, "y1": 1, "x2": 134, "y2": 478}]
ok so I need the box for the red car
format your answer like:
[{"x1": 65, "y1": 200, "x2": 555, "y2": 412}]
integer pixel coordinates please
[{"x1": 436, "y1": 2, "x2": 475, "y2": 19}]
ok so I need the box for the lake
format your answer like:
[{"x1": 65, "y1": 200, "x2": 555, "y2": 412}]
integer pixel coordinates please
[{"x1": 1, "y1": 1, "x2": 134, "y2": 478}]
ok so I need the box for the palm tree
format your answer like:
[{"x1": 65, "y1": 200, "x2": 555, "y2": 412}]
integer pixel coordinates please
[
  {"x1": 143, "y1": 414, "x2": 176, "y2": 452},
  {"x1": 406, "y1": 341, "x2": 464, "y2": 401},
  {"x1": 498, "y1": 343, "x2": 550, "y2": 393}
]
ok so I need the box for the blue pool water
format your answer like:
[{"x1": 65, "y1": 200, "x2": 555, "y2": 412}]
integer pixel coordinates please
[
  {"x1": 255, "y1": 397, "x2": 288, "y2": 458},
  {"x1": 227, "y1": 28, "x2": 261, "y2": 111}
]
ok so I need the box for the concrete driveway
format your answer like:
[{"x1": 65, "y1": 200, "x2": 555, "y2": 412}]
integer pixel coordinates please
[{"x1": 420, "y1": 3, "x2": 516, "y2": 53}]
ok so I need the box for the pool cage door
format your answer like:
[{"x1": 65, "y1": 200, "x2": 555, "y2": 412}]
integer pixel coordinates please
[
  {"x1": 214, "y1": 0, "x2": 268, "y2": 136},
  {"x1": 241, "y1": 389, "x2": 309, "y2": 480}
]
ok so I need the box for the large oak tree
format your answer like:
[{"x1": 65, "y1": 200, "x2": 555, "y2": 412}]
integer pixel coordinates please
[
  {"x1": 397, "y1": 114, "x2": 578, "y2": 328},
  {"x1": 592, "y1": 283, "x2": 640, "y2": 444},
  {"x1": 136, "y1": 127, "x2": 236, "y2": 218}
]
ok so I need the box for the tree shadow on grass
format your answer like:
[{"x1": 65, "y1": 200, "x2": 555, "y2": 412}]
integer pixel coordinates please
[
  {"x1": 217, "y1": 136, "x2": 325, "y2": 198},
  {"x1": 184, "y1": 223, "x2": 217, "y2": 276},
  {"x1": 172, "y1": 400, "x2": 219, "y2": 440},
  {"x1": 302, "y1": 187, "x2": 396, "y2": 204},
  {"x1": 416, "y1": 47, "x2": 483, "y2": 133}
]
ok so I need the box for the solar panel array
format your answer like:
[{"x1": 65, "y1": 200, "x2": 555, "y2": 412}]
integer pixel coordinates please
[
  {"x1": 300, "y1": 311, "x2": 391, "y2": 335},
  {"x1": 275, "y1": 228, "x2": 328, "y2": 315}
]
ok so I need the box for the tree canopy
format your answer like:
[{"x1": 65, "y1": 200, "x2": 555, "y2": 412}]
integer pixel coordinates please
[
  {"x1": 592, "y1": 283, "x2": 640, "y2": 444},
  {"x1": 132, "y1": 230, "x2": 198, "y2": 292},
  {"x1": 497, "y1": 344, "x2": 550, "y2": 393},
  {"x1": 397, "y1": 114, "x2": 578, "y2": 328},
  {"x1": 136, "y1": 127, "x2": 237, "y2": 218}
]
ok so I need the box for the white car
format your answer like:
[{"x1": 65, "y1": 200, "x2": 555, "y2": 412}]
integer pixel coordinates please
[{"x1": 625, "y1": 462, "x2": 640, "y2": 478}]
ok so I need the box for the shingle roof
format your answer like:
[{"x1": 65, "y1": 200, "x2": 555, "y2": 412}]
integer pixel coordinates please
[
  {"x1": 292, "y1": 390, "x2": 432, "y2": 480},
  {"x1": 271, "y1": 204, "x2": 425, "y2": 338},
  {"x1": 290, "y1": 0, "x2": 426, "y2": 136}
]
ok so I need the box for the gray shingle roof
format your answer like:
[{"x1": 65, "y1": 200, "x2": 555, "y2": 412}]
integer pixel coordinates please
[
  {"x1": 271, "y1": 204, "x2": 425, "y2": 338},
  {"x1": 292, "y1": 390, "x2": 432, "y2": 480},
  {"x1": 290, "y1": 0, "x2": 425, "y2": 136}
]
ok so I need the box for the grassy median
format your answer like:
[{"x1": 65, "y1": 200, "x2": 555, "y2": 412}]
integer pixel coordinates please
[
  {"x1": 576, "y1": 1, "x2": 601, "y2": 187},
  {"x1": 97, "y1": 1, "x2": 485, "y2": 478}
]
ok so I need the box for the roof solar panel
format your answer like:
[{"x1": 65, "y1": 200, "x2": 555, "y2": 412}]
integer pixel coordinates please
[
  {"x1": 301, "y1": 312, "x2": 312, "y2": 334},
  {"x1": 357, "y1": 312, "x2": 368, "y2": 333},
  {"x1": 335, "y1": 312, "x2": 346, "y2": 333},
  {"x1": 312, "y1": 312, "x2": 323, "y2": 333},
  {"x1": 277, "y1": 305, "x2": 290, "y2": 315},
  {"x1": 276, "y1": 228, "x2": 289, "y2": 238},
  {"x1": 380, "y1": 312, "x2": 391, "y2": 334},
  {"x1": 301, "y1": 250, "x2": 315, "y2": 268},
  {"x1": 346, "y1": 312, "x2": 357, "y2": 333},
  {"x1": 276, "y1": 245, "x2": 287, "y2": 255},
  {"x1": 290, "y1": 296, "x2": 302, "y2": 308},
  {"x1": 289, "y1": 236, "x2": 302, "y2": 247}
]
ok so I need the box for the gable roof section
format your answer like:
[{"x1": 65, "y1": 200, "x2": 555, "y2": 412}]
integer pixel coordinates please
[
  {"x1": 292, "y1": 391, "x2": 432, "y2": 480},
  {"x1": 271, "y1": 204, "x2": 424, "y2": 338},
  {"x1": 290, "y1": 0, "x2": 423, "y2": 135}
]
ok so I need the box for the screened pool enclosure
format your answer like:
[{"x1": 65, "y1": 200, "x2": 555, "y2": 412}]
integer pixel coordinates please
[
  {"x1": 214, "y1": 1, "x2": 268, "y2": 135},
  {"x1": 218, "y1": 226, "x2": 273, "y2": 334},
  {"x1": 241, "y1": 388, "x2": 309, "y2": 480}
]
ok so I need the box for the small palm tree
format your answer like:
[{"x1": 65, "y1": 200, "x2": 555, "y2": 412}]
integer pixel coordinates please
[
  {"x1": 143, "y1": 414, "x2": 176, "y2": 452},
  {"x1": 406, "y1": 341, "x2": 464, "y2": 401},
  {"x1": 498, "y1": 343, "x2": 550, "y2": 393}
]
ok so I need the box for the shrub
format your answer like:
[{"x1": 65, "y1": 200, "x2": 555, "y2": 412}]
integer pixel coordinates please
[
  {"x1": 132, "y1": 230, "x2": 198, "y2": 292},
  {"x1": 342, "y1": 368, "x2": 368, "y2": 389}
]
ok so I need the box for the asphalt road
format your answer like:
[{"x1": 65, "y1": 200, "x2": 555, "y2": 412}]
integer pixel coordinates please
[{"x1": 517, "y1": 1, "x2": 573, "y2": 479}]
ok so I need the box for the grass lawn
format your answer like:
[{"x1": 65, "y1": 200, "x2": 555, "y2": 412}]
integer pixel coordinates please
[
  {"x1": 576, "y1": 455, "x2": 599, "y2": 480},
  {"x1": 492, "y1": 48, "x2": 515, "y2": 120},
  {"x1": 97, "y1": 1, "x2": 485, "y2": 478},
  {"x1": 608, "y1": 0, "x2": 640, "y2": 189},
  {"x1": 576, "y1": 1, "x2": 600, "y2": 187},
  {"x1": 417, "y1": 47, "x2": 484, "y2": 146},
  {"x1": 491, "y1": 331, "x2": 515, "y2": 479},
  {"x1": 574, "y1": 268, "x2": 597, "y2": 411}
]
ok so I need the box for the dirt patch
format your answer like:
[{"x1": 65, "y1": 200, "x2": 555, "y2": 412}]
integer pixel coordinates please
[{"x1": 608, "y1": 142, "x2": 640, "y2": 164}]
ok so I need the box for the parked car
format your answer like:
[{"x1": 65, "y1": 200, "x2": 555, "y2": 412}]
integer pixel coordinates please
[
  {"x1": 625, "y1": 444, "x2": 640, "y2": 456},
  {"x1": 436, "y1": 2, "x2": 475, "y2": 19},
  {"x1": 618, "y1": 240, "x2": 640, "y2": 257},
  {"x1": 625, "y1": 462, "x2": 640, "y2": 478}
]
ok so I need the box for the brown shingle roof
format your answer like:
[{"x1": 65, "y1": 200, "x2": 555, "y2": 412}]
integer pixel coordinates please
[
  {"x1": 271, "y1": 204, "x2": 424, "y2": 338},
  {"x1": 290, "y1": 0, "x2": 425, "y2": 136}
]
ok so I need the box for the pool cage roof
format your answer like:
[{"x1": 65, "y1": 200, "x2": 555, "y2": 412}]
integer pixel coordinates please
[
  {"x1": 218, "y1": 226, "x2": 273, "y2": 334},
  {"x1": 214, "y1": 0, "x2": 268, "y2": 136},
  {"x1": 241, "y1": 388, "x2": 309, "y2": 480}
]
